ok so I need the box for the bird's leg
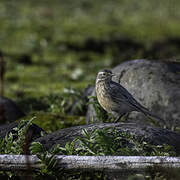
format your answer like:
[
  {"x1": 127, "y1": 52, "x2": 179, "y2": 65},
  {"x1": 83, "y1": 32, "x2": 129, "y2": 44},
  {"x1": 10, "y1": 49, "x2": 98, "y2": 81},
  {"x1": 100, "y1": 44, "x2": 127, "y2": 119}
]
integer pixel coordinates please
[
  {"x1": 124, "y1": 113, "x2": 129, "y2": 121},
  {"x1": 114, "y1": 113, "x2": 127, "y2": 123}
]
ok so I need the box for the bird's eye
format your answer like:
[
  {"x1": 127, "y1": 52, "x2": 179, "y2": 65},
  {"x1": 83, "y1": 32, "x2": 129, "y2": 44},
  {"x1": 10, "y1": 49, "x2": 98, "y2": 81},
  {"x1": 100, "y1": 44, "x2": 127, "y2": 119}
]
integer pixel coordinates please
[{"x1": 99, "y1": 72, "x2": 105, "y2": 76}]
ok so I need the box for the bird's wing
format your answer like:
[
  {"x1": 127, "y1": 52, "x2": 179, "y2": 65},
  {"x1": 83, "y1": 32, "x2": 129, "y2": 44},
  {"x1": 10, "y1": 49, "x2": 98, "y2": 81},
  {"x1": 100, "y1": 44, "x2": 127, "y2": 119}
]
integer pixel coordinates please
[
  {"x1": 109, "y1": 81, "x2": 149, "y2": 112},
  {"x1": 108, "y1": 81, "x2": 165, "y2": 123}
]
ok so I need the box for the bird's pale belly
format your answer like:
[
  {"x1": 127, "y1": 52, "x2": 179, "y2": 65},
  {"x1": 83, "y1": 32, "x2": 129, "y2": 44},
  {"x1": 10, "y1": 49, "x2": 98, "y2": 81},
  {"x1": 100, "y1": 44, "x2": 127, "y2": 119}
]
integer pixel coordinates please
[
  {"x1": 96, "y1": 86, "x2": 116, "y2": 113},
  {"x1": 98, "y1": 95, "x2": 114, "y2": 113}
]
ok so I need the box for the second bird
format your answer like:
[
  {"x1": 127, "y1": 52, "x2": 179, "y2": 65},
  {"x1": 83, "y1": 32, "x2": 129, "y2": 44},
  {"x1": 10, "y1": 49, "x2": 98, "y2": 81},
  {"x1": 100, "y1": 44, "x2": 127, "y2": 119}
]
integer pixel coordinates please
[{"x1": 95, "y1": 69, "x2": 163, "y2": 122}]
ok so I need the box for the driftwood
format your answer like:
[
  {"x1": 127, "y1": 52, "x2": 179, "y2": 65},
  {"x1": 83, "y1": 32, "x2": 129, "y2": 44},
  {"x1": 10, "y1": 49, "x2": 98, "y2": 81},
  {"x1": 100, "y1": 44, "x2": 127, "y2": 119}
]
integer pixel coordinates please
[
  {"x1": 0, "y1": 155, "x2": 179, "y2": 172},
  {"x1": 35, "y1": 123, "x2": 180, "y2": 154}
]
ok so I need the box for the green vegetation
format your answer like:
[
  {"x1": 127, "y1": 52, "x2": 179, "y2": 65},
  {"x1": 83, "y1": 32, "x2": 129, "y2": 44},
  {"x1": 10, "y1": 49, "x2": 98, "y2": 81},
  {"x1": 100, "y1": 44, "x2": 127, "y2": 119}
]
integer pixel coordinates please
[
  {"x1": 1, "y1": 0, "x2": 180, "y2": 53},
  {"x1": 0, "y1": 119, "x2": 178, "y2": 179},
  {"x1": 16, "y1": 88, "x2": 87, "y2": 132},
  {"x1": 0, "y1": 119, "x2": 176, "y2": 156},
  {"x1": 0, "y1": 119, "x2": 34, "y2": 154},
  {"x1": 55, "y1": 128, "x2": 176, "y2": 156}
]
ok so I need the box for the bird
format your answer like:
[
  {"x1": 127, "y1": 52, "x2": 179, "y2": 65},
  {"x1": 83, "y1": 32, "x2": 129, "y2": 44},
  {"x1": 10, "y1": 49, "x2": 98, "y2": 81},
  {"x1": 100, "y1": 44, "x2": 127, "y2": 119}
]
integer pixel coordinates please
[{"x1": 95, "y1": 69, "x2": 164, "y2": 123}]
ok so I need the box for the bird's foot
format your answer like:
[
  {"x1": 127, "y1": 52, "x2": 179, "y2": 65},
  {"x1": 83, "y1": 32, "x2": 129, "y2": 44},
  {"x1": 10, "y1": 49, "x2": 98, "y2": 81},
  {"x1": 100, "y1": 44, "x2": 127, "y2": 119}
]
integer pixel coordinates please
[{"x1": 114, "y1": 113, "x2": 129, "y2": 123}]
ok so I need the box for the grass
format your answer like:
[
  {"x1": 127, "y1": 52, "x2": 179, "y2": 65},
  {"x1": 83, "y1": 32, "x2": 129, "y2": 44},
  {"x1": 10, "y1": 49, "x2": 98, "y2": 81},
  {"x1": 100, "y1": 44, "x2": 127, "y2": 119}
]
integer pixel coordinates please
[{"x1": 1, "y1": 0, "x2": 180, "y2": 53}]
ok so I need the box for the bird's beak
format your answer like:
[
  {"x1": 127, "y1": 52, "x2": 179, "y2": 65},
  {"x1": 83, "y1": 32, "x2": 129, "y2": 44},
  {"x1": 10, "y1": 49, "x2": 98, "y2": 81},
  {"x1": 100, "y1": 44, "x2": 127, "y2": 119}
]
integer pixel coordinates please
[{"x1": 111, "y1": 73, "x2": 116, "y2": 77}]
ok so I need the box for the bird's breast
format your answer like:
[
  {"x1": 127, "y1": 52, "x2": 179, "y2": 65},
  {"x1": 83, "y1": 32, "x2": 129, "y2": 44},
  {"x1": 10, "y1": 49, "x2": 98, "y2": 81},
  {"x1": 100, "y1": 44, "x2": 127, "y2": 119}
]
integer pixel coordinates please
[{"x1": 96, "y1": 82, "x2": 115, "y2": 113}]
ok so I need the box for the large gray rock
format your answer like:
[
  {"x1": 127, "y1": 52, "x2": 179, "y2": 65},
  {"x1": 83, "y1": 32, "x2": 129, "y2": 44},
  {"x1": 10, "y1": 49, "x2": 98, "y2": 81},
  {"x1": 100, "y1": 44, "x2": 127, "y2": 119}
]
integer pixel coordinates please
[
  {"x1": 86, "y1": 59, "x2": 180, "y2": 129},
  {"x1": 0, "y1": 96, "x2": 25, "y2": 124},
  {"x1": 35, "y1": 123, "x2": 180, "y2": 154}
]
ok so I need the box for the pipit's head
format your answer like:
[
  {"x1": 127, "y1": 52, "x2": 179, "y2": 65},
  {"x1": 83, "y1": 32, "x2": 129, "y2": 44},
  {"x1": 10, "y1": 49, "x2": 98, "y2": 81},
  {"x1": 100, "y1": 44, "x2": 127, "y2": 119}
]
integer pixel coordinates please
[{"x1": 96, "y1": 69, "x2": 115, "y2": 83}]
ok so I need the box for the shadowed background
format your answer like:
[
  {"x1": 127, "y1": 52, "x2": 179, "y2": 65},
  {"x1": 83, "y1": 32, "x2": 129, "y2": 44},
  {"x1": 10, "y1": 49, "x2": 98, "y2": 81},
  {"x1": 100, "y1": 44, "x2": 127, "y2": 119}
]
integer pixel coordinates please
[{"x1": 0, "y1": 0, "x2": 180, "y2": 131}]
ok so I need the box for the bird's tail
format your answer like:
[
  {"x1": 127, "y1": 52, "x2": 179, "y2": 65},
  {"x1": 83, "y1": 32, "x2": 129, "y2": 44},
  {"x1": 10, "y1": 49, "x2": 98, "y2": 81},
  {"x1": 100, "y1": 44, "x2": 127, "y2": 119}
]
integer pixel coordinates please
[
  {"x1": 128, "y1": 97, "x2": 165, "y2": 125},
  {"x1": 141, "y1": 108, "x2": 165, "y2": 125}
]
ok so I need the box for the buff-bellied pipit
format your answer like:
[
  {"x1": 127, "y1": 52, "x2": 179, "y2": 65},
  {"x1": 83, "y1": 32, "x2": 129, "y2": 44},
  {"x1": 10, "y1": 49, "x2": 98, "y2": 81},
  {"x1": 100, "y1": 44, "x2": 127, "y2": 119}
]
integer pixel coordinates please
[{"x1": 95, "y1": 69, "x2": 164, "y2": 122}]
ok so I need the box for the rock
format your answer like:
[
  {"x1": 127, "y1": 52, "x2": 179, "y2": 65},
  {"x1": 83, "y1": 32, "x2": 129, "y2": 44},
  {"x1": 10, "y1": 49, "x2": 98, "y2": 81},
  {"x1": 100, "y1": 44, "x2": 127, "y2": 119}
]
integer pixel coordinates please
[
  {"x1": 0, "y1": 121, "x2": 45, "y2": 154},
  {"x1": 86, "y1": 59, "x2": 180, "y2": 129},
  {"x1": 35, "y1": 123, "x2": 180, "y2": 155},
  {"x1": 0, "y1": 121, "x2": 45, "y2": 142},
  {"x1": 0, "y1": 96, "x2": 25, "y2": 124}
]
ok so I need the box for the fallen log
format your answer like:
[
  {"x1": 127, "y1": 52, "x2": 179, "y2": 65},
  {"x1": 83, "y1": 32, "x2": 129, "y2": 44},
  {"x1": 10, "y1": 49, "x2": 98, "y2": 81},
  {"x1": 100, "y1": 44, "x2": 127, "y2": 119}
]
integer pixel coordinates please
[{"x1": 0, "y1": 155, "x2": 179, "y2": 172}]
